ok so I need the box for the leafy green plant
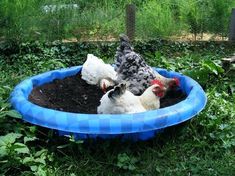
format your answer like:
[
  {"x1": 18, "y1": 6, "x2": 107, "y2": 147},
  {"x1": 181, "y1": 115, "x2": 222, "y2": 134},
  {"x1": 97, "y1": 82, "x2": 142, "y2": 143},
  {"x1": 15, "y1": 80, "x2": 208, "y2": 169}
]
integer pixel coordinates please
[
  {"x1": 0, "y1": 132, "x2": 54, "y2": 175},
  {"x1": 0, "y1": 133, "x2": 27, "y2": 157},
  {"x1": 197, "y1": 89, "x2": 235, "y2": 149},
  {"x1": 117, "y1": 153, "x2": 138, "y2": 171},
  {"x1": 184, "y1": 59, "x2": 224, "y2": 85}
]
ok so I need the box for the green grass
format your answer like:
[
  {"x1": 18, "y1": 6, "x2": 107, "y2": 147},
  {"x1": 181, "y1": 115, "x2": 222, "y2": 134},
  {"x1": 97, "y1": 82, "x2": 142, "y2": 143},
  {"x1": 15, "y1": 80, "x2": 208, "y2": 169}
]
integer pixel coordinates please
[
  {"x1": 0, "y1": 40, "x2": 235, "y2": 176},
  {"x1": 1, "y1": 0, "x2": 235, "y2": 42}
]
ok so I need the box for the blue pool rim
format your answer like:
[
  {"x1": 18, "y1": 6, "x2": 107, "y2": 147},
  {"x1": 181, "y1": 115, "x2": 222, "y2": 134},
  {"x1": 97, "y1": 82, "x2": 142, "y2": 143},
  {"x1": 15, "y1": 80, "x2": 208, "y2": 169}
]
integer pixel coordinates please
[{"x1": 10, "y1": 66, "x2": 207, "y2": 140}]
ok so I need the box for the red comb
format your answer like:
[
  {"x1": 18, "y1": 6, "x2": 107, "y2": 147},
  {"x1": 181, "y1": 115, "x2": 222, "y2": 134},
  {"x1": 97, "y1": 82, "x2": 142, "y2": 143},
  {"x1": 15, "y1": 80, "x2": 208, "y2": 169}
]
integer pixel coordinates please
[
  {"x1": 151, "y1": 79, "x2": 164, "y2": 88},
  {"x1": 173, "y1": 77, "x2": 180, "y2": 86}
]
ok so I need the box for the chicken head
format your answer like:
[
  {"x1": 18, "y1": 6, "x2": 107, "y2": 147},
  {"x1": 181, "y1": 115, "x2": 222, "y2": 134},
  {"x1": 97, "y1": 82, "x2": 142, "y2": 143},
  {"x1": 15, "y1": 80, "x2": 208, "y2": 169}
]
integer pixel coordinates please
[
  {"x1": 150, "y1": 80, "x2": 166, "y2": 98},
  {"x1": 99, "y1": 78, "x2": 117, "y2": 93},
  {"x1": 168, "y1": 77, "x2": 180, "y2": 89}
]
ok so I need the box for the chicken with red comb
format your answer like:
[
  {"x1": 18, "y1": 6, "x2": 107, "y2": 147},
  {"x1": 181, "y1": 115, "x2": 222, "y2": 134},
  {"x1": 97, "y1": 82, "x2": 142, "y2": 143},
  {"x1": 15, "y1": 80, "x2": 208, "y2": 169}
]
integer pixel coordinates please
[
  {"x1": 167, "y1": 77, "x2": 180, "y2": 89},
  {"x1": 97, "y1": 82, "x2": 166, "y2": 114}
]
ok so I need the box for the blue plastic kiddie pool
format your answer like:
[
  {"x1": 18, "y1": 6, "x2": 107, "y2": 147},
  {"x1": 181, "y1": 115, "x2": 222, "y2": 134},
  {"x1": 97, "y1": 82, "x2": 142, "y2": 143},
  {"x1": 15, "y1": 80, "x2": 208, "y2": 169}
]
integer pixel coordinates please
[{"x1": 10, "y1": 66, "x2": 207, "y2": 141}]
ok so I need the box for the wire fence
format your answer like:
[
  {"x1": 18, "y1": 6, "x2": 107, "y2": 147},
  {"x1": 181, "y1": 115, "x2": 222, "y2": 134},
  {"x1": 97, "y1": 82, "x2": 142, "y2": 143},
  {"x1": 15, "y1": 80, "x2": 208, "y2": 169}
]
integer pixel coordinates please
[{"x1": 0, "y1": 0, "x2": 235, "y2": 42}]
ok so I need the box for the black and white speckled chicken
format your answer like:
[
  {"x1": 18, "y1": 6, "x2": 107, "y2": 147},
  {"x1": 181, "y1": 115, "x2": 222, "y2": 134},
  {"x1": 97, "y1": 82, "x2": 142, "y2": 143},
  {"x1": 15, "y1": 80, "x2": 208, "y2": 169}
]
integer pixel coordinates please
[{"x1": 114, "y1": 34, "x2": 179, "y2": 95}]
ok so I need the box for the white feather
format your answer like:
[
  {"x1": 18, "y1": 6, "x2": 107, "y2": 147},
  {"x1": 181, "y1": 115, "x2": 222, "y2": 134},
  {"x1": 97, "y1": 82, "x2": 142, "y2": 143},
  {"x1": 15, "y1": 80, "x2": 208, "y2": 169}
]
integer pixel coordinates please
[
  {"x1": 97, "y1": 91, "x2": 145, "y2": 114},
  {"x1": 97, "y1": 84, "x2": 161, "y2": 114},
  {"x1": 81, "y1": 54, "x2": 117, "y2": 85}
]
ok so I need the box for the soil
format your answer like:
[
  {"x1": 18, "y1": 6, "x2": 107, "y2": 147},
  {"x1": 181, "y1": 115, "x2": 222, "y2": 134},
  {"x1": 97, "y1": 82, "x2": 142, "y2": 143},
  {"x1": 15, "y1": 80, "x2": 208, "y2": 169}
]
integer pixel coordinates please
[
  {"x1": 160, "y1": 89, "x2": 187, "y2": 108},
  {"x1": 29, "y1": 74, "x2": 187, "y2": 114},
  {"x1": 62, "y1": 32, "x2": 227, "y2": 43},
  {"x1": 29, "y1": 74, "x2": 104, "y2": 114}
]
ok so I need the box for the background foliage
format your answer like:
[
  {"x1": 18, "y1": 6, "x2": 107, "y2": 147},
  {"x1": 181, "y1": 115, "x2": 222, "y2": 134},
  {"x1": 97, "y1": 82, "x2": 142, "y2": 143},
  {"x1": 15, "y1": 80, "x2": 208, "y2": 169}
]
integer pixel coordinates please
[{"x1": 0, "y1": 0, "x2": 235, "y2": 42}]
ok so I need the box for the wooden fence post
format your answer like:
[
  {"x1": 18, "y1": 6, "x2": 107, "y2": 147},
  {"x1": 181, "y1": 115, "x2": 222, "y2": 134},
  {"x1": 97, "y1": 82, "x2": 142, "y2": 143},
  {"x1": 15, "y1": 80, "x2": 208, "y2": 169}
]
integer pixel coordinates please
[
  {"x1": 126, "y1": 4, "x2": 136, "y2": 41},
  {"x1": 229, "y1": 8, "x2": 235, "y2": 41}
]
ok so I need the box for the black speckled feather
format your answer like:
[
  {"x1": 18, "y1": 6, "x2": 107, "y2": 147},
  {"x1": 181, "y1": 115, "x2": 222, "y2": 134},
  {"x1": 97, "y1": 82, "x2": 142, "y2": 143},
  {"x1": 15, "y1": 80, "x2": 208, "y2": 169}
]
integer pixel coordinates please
[{"x1": 114, "y1": 34, "x2": 157, "y2": 95}]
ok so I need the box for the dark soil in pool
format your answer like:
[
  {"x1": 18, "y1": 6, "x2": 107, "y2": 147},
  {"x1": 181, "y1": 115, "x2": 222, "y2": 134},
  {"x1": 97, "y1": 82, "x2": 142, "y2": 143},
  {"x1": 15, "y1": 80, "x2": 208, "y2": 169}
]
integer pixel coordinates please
[
  {"x1": 160, "y1": 89, "x2": 187, "y2": 108},
  {"x1": 29, "y1": 74, "x2": 187, "y2": 114}
]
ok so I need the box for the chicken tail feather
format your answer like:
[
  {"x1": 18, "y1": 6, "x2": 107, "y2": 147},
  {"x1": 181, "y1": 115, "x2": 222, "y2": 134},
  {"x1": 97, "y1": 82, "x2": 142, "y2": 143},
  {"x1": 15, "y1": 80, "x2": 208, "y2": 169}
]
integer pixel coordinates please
[
  {"x1": 108, "y1": 83, "x2": 126, "y2": 100},
  {"x1": 119, "y1": 34, "x2": 132, "y2": 51}
]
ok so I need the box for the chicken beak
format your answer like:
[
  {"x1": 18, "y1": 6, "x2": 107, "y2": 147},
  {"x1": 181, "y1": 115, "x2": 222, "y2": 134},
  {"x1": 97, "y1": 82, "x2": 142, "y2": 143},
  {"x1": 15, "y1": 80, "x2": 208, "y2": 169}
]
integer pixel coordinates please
[
  {"x1": 102, "y1": 82, "x2": 107, "y2": 93},
  {"x1": 152, "y1": 87, "x2": 165, "y2": 98}
]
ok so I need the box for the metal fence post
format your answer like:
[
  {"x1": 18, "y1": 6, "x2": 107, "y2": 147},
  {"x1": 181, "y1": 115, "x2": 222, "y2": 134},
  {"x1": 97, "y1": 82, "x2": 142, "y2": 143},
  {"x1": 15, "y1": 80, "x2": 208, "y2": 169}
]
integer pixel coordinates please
[
  {"x1": 229, "y1": 8, "x2": 235, "y2": 41},
  {"x1": 126, "y1": 4, "x2": 136, "y2": 41}
]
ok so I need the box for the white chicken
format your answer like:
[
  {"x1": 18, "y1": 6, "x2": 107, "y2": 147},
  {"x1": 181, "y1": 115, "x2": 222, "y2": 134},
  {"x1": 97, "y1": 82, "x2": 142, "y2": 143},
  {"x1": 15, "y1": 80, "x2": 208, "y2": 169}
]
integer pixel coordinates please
[
  {"x1": 114, "y1": 34, "x2": 180, "y2": 95},
  {"x1": 81, "y1": 54, "x2": 117, "y2": 92},
  {"x1": 97, "y1": 80, "x2": 166, "y2": 114}
]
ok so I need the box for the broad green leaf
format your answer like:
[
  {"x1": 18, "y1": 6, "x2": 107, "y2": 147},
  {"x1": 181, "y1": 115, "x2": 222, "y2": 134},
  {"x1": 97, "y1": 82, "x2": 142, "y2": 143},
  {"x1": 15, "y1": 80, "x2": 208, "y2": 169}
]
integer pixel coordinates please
[
  {"x1": 6, "y1": 110, "x2": 22, "y2": 119},
  {"x1": 24, "y1": 136, "x2": 37, "y2": 144},
  {"x1": 34, "y1": 158, "x2": 46, "y2": 165},
  {"x1": 13, "y1": 143, "x2": 30, "y2": 154},
  {"x1": 128, "y1": 165, "x2": 136, "y2": 171},
  {"x1": 0, "y1": 146, "x2": 7, "y2": 157},
  {"x1": 0, "y1": 133, "x2": 22, "y2": 146},
  {"x1": 35, "y1": 149, "x2": 47, "y2": 157},
  {"x1": 0, "y1": 112, "x2": 6, "y2": 119},
  {"x1": 36, "y1": 165, "x2": 47, "y2": 176},
  {"x1": 0, "y1": 103, "x2": 10, "y2": 110},
  {"x1": 29, "y1": 126, "x2": 37, "y2": 133},
  {"x1": 203, "y1": 60, "x2": 224, "y2": 75},
  {"x1": 30, "y1": 165, "x2": 38, "y2": 172},
  {"x1": 22, "y1": 156, "x2": 34, "y2": 164}
]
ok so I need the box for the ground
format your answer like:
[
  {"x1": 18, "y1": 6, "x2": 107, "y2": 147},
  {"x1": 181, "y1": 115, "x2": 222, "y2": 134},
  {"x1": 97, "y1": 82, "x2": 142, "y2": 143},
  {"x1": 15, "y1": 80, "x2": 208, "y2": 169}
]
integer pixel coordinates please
[{"x1": 0, "y1": 40, "x2": 234, "y2": 176}]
